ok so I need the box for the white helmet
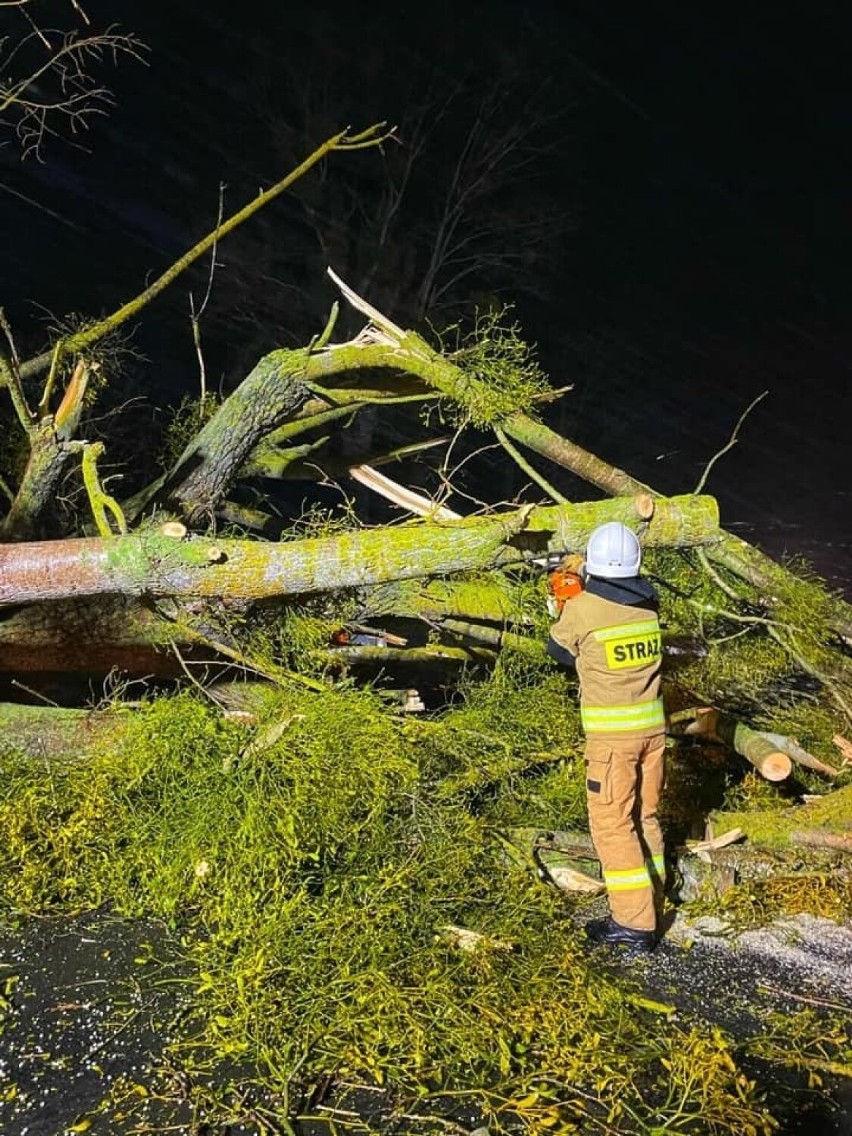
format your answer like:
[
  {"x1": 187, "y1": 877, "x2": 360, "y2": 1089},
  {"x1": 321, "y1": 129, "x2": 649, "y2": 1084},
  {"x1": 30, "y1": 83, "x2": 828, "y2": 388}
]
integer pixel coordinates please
[{"x1": 585, "y1": 522, "x2": 642, "y2": 579}]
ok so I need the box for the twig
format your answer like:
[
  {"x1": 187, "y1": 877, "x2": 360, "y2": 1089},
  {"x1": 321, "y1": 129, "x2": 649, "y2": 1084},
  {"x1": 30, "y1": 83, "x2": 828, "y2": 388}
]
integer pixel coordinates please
[
  {"x1": 768, "y1": 625, "x2": 852, "y2": 726},
  {"x1": 10, "y1": 678, "x2": 61, "y2": 707},
  {"x1": 0, "y1": 309, "x2": 34, "y2": 429},
  {"x1": 696, "y1": 547, "x2": 743, "y2": 602},
  {"x1": 693, "y1": 390, "x2": 768, "y2": 495},
  {"x1": 494, "y1": 424, "x2": 568, "y2": 503},
  {"x1": 307, "y1": 302, "x2": 340, "y2": 353},
  {"x1": 189, "y1": 183, "x2": 224, "y2": 407},
  {"x1": 757, "y1": 983, "x2": 852, "y2": 1013},
  {"x1": 181, "y1": 626, "x2": 327, "y2": 693},
  {"x1": 168, "y1": 640, "x2": 227, "y2": 707}
]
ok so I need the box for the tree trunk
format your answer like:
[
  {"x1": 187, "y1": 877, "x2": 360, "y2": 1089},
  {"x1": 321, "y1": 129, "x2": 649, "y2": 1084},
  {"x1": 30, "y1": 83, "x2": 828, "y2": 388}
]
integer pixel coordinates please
[
  {"x1": 0, "y1": 424, "x2": 78, "y2": 542},
  {"x1": 0, "y1": 493, "x2": 719, "y2": 608},
  {"x1": 789, "y1": 830, "x2": 852, "y2": 853}
]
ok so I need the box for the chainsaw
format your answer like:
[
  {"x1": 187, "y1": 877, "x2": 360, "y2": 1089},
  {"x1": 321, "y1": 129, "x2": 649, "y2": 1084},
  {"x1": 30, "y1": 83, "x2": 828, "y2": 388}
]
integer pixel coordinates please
[{"x1": 544, "y1": 552, "x2": 585, "y2": 617}]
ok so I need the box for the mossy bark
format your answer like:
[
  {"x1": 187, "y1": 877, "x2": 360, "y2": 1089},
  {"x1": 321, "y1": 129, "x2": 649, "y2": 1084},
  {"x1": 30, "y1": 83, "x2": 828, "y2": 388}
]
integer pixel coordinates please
[
  {"x1": 678, "y1": 707, "x2": 793, "y2": 781},
  {"x1": 366, "y1": 578, "x2": 528, "y2": 624},
  {"x1": 0, "y1": 596, "x2": 208, "y2": 675},
  {"x1": 0, "y1": 493, "x2": 718, "y2": 607},
  {"x1": 712, "y1": 713, "x2": 793, "y2": 782},
  {"x1": 149, "y1": 349, "x2": 315, "y2": 524},
  {"x1": 712, "y1": 784, "x2": 852, "y2": 852},
  {"x1": 0, "y1": 424, "x2": 77, "y2": 542}
]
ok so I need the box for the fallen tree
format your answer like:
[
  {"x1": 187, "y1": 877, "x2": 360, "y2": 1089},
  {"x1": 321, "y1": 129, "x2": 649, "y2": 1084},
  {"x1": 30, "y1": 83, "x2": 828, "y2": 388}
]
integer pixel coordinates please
[
  {"x1": 0, "y1": 494, "x2": 717, "y2": 607},
  {"x1": 2, "y1": 120, "x2": 851, "y2": 1136},
  {"x1": 0, "y1": 124, "x2": 847, "y2": 827},
  {"x1": 0, "y1": 163, "x2": 849, "y2": 763}
]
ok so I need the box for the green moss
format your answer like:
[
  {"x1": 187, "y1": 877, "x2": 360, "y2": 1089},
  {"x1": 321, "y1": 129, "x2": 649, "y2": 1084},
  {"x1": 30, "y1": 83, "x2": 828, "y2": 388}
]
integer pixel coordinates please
[
  {"x1": 157, "y1": 393, "x2": 223, "y2": 471},
  {"x1": 713, "y1": 783, "x2": 852, "y2": 850}
]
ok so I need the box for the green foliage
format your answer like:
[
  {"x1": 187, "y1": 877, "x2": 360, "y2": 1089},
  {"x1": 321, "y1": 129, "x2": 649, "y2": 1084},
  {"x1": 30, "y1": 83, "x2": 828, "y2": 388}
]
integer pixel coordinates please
[
  {"x1": 710, "y1": 872, "x2": 852, "y2": 929},
  {"x1": 747, "y1": 1009, "x2": 852, "y2": 1090},
  {"x1": 648, "y1": 547, "x2": 852, "y2": 754},
  {"x1": 157, "y1": 393, "x2": 223, "y2": 471},
  {"x1": 1, "y1": 533, "x2": 850, "y2": 1132},
  {"x1": 437, "y1": 307, "x2": 552, "y2": 426},
  {"x1": 2, "y1": 656, "x2": 844, "y2": 1133},
  {"x1": 278, "y1": 499, "x2": 363, "y2": 541}
]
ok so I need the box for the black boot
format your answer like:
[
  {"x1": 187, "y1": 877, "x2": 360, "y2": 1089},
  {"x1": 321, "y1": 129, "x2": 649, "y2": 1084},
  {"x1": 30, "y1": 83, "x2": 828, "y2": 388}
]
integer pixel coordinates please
[{"x1": 585, "y1": 916, "x2": 657, "y2": 952}]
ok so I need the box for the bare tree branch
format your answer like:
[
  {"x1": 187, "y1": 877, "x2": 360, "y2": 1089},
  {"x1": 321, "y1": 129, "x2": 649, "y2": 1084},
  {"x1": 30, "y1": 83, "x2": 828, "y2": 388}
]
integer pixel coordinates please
[
  {"x1": 0, "y1": 5, "x2": 146, "y2": 160},
  {"x1": 18, "y1": 125, "x2": 394, "y2": 382}
]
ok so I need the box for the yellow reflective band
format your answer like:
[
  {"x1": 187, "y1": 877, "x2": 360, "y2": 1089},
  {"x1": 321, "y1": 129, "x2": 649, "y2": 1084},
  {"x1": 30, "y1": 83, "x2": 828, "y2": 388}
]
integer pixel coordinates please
[
  {"x1": 648, "y1": 855, "x2": 666, "y2": 881},
  {"x1": 593, "y1": 620, "x2": 661, "y2": 642},
  {"x1": 593, "y1": 619, "x2": 662, "y2": 671},
  {"x1": 581, "y1": 698, "x2": 665, "y2": 733},
  {"x1": 604, "y1": 866, "x2": 652, "y2": 892}
]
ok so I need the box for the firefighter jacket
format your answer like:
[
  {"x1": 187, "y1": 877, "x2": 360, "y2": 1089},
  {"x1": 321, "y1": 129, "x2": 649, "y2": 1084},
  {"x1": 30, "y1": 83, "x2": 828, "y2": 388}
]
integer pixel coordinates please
[{"x1": 547, "y1": 576, "x2": 664, "y2": 738}]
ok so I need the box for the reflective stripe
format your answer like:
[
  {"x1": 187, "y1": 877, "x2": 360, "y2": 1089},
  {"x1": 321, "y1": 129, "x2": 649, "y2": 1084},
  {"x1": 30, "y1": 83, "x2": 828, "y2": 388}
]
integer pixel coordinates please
[
  {"x1": 648, "y1": 854, "x2": 666, "y2": 879},
  {"x1": 593, "y1": 619, "x2": 661, "y2": 642},
  {"x1": 581, "y1": 698, "x2": 665, "y2": 733},
  {"x1": 592, "y1": 618, "x2": 662, "y2": 671},
  {"x1": 604, "y1": 865, "x2": 652, "y2": 892}
]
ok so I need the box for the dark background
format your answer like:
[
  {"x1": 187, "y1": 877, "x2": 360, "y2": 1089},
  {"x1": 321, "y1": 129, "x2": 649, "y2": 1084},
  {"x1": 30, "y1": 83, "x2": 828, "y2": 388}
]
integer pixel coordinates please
[{"x1": 1, "y1": 2, "x2": 849, "y2": 588}]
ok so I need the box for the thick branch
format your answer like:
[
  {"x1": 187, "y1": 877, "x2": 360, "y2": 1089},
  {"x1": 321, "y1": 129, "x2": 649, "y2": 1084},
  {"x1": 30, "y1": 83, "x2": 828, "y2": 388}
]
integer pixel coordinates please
[
  {"x1": 0, "y1": 425, "x2": 81, "y2": 542},
  {"x1": 0, "y1": 494, "x2": 719, "y2": 607},
  {"x1": 680, "y1": 707, "x2": 792, "y2": 782},
  {"x1": 499, "y1": 413, "x2": 852, "y2": 644}
]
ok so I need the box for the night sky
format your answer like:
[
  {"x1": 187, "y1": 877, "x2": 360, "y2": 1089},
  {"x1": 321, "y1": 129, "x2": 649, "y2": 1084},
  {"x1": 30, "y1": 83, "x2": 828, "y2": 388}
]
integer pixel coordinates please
[{"x1": 1, "y1": 2, "x2": 849, "y2": 587}]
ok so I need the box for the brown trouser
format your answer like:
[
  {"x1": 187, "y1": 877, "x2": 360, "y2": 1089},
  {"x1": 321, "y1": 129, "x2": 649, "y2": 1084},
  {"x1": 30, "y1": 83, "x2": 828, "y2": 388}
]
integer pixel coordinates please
[{"x1": 585, "y1": 732, "x2": 666, "y2": 932}]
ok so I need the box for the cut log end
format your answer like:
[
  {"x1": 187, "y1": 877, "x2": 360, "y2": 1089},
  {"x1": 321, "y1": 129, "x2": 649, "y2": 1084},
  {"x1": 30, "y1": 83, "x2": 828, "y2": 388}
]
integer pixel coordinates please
[
  {"x1": 160, "y1": 521, "x2": 188, "y2": 539},
  {"x1": 633, "y1": 492, "x2": 656, "y2": 520},
  {"x1": 757, "y1": 751, "x2": 794, "y2": 782}
]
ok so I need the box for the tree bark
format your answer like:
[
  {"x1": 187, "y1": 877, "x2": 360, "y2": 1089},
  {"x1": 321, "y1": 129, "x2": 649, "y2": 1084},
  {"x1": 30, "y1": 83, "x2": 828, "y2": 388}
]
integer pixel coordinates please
[
  {"x1": 0, "y1": 596, "x2": 211, "y2": 675},
  {"x1": 789, "y1": 830, "x2": 852, "y2": 853},
  {"x1": 0, "y1": 493, "x2": 719, "y2": 608},
  {"x1": 0, "y1": 424, "x2": 78, "y2": 542}
]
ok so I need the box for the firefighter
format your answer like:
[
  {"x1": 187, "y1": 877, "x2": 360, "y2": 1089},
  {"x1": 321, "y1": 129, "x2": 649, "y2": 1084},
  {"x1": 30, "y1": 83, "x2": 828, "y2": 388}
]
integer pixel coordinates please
[{"x1": 547, "y1": 521, "x2": 665, "y2": 952}]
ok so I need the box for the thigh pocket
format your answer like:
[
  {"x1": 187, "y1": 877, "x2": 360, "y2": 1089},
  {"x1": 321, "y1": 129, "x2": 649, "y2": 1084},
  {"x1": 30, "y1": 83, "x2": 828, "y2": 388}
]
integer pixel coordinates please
[{"x1": 585, "y1": 749, "x2": 613, "y2": 805}]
